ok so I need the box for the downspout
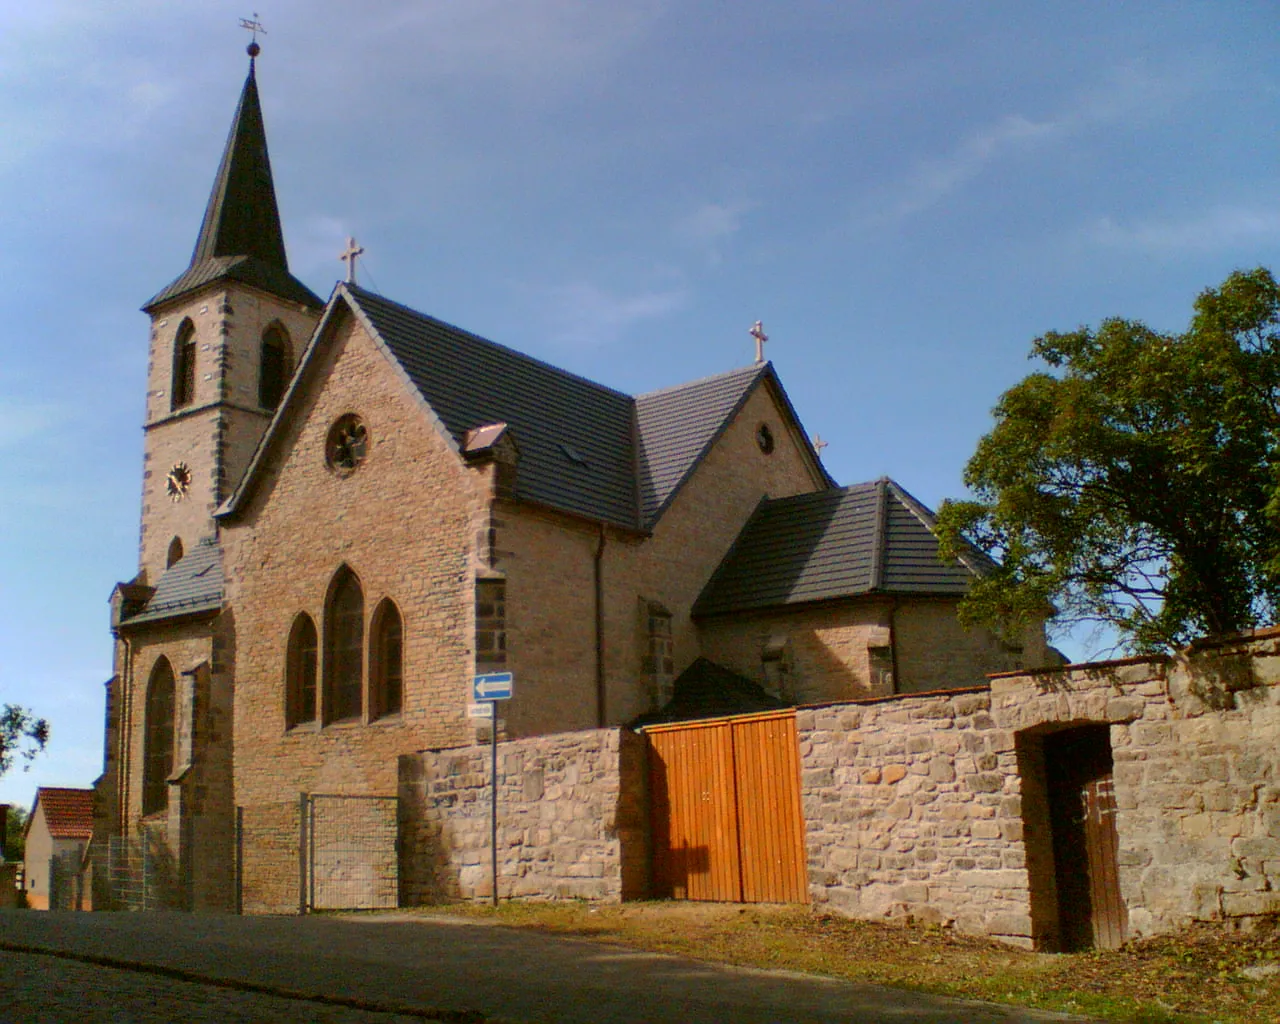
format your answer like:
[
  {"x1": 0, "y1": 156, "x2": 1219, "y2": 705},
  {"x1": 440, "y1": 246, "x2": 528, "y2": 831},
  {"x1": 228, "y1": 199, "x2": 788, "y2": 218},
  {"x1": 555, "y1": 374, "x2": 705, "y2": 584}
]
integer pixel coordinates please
[
  {"x1": 118, "y1": 635, "x2": 132, "y2": 839},
  {"x1": 888, "y1": 597, "x2": 901, "y2": 695},
  {"x1": 595, "y1": 522, "x2": 607, "y2": 727}
]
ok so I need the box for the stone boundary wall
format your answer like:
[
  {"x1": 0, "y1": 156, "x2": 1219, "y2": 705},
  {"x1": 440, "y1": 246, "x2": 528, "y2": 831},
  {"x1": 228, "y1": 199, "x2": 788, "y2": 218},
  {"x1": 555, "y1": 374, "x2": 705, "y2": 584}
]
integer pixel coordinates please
[
  {"x1": 398, "y1": 727, "x2": 647, "y2": 903},
  {"x1": 799, "y1": 629, "x2": 1280, "y2": 948}
]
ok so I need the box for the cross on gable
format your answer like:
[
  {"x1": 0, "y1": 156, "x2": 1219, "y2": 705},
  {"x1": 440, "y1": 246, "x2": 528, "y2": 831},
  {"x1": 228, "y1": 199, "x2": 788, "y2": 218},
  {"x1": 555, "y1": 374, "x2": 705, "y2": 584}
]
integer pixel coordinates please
[
  {"x1": 340, "y1": 237, "x2": 365, "y2": 285},
  {"x1": 813, "y1": 435, "x2": 829, "y2": 457},
  {"x1": 749, "y1": 320, "x2": 769, "y2": 364}
]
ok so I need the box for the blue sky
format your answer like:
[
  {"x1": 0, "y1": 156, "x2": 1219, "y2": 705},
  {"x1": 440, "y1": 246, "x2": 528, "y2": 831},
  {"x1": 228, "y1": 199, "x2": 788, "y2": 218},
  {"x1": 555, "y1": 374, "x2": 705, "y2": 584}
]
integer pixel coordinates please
[{"x1": 2, "y1": 1, "x2": 1277, "y2": 808}]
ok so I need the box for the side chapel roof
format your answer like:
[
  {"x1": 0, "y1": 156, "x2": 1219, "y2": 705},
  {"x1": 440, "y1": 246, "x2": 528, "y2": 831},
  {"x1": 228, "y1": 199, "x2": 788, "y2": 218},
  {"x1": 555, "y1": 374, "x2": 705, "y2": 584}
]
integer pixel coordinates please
[
  {"x1": 694, "y1": 478, "x2": 990, "y2": 617},
  {"x1": 143, "y1": 58, "x2": 322, "y2": 313},
  {"x1": 222, "y1": 284, "x2": 828, "y2": 530},
  {"x1": 122, "y1": 537, "x2": 224, "y2": 627},
  {"x1": 27, "y1": 787, "x2": 94, "y2": 841}
]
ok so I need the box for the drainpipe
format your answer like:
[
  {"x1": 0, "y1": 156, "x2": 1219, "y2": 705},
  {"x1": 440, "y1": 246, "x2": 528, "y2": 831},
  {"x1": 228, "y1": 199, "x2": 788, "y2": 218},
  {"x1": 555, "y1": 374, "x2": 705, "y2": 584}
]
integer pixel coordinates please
[
  {"x1": 888, "y1": 598, "x2": 901, "y2": 695},
  {"x1": 118, "y1": 635, "x2": 132, "y2": 839},
  {"x1": 594, "y1": 522, "x2": 607, "y2": 727}
]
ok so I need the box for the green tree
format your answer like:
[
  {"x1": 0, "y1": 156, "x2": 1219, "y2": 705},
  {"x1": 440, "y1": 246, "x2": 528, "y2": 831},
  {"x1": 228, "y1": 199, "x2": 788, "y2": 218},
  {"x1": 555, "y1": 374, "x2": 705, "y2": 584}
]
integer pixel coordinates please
[
  {"x1": 5, "y1": 805, "x2": 28, "y2": 862},
  {"x1": 937, "y1": 267, "x2": 1280, "y2": 653},
  {"x1": 0, "y1": 704, "x2": 49, "y2": 778}
]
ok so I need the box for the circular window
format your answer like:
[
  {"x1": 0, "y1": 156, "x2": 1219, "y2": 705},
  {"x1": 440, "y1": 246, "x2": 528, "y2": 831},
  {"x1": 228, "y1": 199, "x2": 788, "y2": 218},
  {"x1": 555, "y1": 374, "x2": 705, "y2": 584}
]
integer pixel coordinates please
[
  {"x1": 326, "y1": 414, "x2": 368, "y2": 475},
  {"x1": 756, "y1": 423, "x2": 775, "y2": 455}
]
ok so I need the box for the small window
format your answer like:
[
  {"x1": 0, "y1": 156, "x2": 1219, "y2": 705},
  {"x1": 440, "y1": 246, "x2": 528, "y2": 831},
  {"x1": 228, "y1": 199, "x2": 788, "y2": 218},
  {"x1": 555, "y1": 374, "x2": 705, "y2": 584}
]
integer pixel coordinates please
[
  {"x1": 370, "y1": 599, "x2": 403, "y2": 719},
  {"x1": 755, "y1": 423, "x2": 775, "y2": 454},
  {"x1": 259, "y1": 324, "x2": 290, "y2": 410},
  {"x1": 170, "y1": 320, "x2": 196, "y2": 410},
  {"x1": 286, "y1": 613, "x2": 318, "y2": 728},
  {"x1": 324, "y1": 567, "x2": 364, "y2": 722},
  {"x1": 166, "y1": 537, "x2": 184, "y2": 568},
  {"x1": 643, "y1": 602, "x2": 674, "y2": 709},
  {"x1": 325, "y1": 414, "x2": 368, "y2": 475},
  {"x1": 761, "y1": 635, "x2": 791, "y2": 699},
  {"x1": 142, "y1": 657, "x2": 176, "y2": 815},
  {"x1": 475, "y1": 579, "x2": 506, "y2": 669}
]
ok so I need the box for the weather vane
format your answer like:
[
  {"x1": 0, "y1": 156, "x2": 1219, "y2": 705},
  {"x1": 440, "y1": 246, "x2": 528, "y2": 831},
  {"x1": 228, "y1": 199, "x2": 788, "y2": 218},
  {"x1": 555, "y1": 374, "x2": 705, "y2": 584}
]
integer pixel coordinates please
[{"x1": 240, "y1": 13, "x2": 266, "y2": 58}]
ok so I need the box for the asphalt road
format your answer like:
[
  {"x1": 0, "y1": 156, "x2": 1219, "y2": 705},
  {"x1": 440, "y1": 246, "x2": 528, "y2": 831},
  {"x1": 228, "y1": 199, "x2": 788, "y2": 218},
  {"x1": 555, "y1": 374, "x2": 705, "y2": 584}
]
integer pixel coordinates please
[{"x1": 0, "y1": 910, "x2": 1094, "y2": 1024}]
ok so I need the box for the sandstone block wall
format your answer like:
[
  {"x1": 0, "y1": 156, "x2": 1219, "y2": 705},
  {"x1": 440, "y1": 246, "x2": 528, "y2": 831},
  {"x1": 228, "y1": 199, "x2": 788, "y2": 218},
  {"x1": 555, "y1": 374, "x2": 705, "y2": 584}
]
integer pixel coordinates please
[
  {"x1": 399, "y1": 727, "x2": 648, "y2": 903},
  {"x1": 800, "y1": 630, "x2": 1280, "y2": 947}
]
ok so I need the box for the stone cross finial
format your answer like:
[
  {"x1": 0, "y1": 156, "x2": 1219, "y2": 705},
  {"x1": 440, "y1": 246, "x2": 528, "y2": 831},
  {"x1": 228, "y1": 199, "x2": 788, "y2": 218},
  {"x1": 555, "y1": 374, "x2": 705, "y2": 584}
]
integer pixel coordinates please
[
  {"x1": 813, "y1": 435, "x2": 828, "y2": 457},
  {"x1": 749, "y1": 320, "x2": 769, "y2": 364},
  {"x1": 340, "y1": 237, "x2": 365, "y2": 285}
]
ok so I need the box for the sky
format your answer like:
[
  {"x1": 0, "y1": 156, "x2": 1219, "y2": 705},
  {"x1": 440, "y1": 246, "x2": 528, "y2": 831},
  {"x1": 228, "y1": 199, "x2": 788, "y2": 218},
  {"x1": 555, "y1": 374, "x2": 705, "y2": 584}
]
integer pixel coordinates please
[{"x1": 2, "y1": 1, "x2": 1278, "y2": 808}]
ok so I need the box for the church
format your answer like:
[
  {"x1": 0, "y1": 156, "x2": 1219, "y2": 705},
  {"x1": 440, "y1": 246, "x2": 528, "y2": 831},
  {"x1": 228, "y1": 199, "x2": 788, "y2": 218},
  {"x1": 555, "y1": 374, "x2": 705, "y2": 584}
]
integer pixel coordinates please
[{"x1": 94, "y1": 46, "x2": 1048, "y2": 913}]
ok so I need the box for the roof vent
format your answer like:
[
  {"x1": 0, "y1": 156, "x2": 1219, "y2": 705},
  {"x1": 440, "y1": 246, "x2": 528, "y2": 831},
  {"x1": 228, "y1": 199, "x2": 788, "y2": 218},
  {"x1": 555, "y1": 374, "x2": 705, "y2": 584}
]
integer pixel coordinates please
[{"x1": 558, "y1": 442, "x2": 588, "y2": 467}]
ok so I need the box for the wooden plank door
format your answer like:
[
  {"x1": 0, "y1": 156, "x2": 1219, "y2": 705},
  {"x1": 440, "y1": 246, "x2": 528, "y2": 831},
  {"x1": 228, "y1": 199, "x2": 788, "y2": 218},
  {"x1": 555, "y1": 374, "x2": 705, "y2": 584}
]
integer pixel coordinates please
[
  {"x1": 1082, "y1": 774, "x2": 1127, "y2": 949},
  {"x1": 647, "y1": 710, "x2": 808, "y2": 904}
]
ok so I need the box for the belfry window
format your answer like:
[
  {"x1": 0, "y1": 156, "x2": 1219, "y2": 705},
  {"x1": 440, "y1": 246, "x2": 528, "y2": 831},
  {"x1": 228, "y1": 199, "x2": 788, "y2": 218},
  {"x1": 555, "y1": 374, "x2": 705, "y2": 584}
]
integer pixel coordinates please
[
  {"x1": 259, "y1": 324, "x2": 290, "y2": 411},
  {"x1": 324, "y1": 567, "x2": 364, "y2": 722},
  {"x1": 166, "y1": 536, "x2": 184, "y2": 569},
  {"x1": 285, "y1": 613, "x2": 318, "y2": 728},
  {"x1": 170, "y1": 319, "x2": 196, "y2": 410},
  {"x1": 370, "y1": 599, "x2": 403, "y2": 719},
  {"x1": 475, "y1": 579, "x2": 506, "y2": 669},
  {"x1": 142, "y1": 657, "x2": 176, "y2": 816}
]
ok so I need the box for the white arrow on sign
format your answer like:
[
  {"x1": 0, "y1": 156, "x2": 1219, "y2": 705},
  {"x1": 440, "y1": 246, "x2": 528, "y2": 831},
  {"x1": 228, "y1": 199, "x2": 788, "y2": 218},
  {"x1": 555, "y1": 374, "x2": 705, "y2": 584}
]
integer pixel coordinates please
[{"x1": 473, "y1": 672, "x2": 514, "y2": 700}]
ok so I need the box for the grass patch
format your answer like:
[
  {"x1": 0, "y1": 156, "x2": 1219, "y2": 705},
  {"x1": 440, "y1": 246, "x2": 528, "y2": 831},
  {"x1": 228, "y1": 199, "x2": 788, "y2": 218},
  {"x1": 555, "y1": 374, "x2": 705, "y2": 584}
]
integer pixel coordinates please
[{"x1": 411, "y1": 901, "x2": 1280, "y2": 1023}]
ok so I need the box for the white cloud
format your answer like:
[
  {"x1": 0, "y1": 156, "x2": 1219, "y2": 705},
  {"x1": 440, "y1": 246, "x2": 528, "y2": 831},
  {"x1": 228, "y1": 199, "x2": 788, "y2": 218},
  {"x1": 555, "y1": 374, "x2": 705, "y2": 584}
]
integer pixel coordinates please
[
  {"x1": 545, "y1": 281, "x2": 687, "y2": 348},
  {"x1": 1084, "y1": 206, "x2": 1280, "y2": 253},
  {"x1": 675, "y1": 200, "x2": 755, "y2": 265}
]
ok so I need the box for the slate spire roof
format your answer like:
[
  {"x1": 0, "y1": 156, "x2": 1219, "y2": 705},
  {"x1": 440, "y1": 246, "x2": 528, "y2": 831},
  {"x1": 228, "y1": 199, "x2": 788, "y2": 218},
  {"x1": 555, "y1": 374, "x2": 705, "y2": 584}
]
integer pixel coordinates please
[
  {"x1": 694, "y1": 478, "x2": 990, "y2": 616},
  {"x1": 143, "y1": 57, "x2": 322, "y2": 313}
]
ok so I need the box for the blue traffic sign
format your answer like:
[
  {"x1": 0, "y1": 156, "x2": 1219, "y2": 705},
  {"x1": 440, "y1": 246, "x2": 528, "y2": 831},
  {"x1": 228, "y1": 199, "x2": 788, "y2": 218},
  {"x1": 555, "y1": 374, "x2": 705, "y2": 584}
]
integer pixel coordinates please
[{"x1": 473, "y1": 672, "x2": 514, "y2": 701}]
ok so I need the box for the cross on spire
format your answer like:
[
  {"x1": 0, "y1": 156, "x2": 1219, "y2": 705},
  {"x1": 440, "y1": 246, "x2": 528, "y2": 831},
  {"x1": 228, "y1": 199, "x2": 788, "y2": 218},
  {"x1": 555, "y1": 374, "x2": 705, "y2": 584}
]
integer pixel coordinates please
[
  {"x1": 340, "y1": 237, "x2": 365, "y2": 285},
  {"x1": 749, "y1": 320, "x2": 769, "y2": 364}
]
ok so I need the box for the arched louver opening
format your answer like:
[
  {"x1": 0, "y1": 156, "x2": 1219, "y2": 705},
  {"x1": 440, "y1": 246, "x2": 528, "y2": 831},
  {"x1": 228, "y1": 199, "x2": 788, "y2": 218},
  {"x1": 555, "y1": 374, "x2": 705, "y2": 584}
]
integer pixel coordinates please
[
  {"x1": 259, "y1": 323, "x2": 290, "y2": 410},
  {"x1": 166, "y1": 536, "x2": 184, "y2": 568},
  {"x1": 170, "y1": 319, "x2": 196, "y2": 410}
]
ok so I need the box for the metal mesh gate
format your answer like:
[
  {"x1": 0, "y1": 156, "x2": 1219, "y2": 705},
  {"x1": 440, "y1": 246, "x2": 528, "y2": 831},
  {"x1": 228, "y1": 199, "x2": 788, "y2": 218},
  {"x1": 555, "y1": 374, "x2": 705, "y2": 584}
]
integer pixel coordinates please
[
  {"x1": 105, "y1": 834, "x2": 177, "y2": 911},
  {"x1": 303, "y1": 793, "x2": 398, "y2": 912}
]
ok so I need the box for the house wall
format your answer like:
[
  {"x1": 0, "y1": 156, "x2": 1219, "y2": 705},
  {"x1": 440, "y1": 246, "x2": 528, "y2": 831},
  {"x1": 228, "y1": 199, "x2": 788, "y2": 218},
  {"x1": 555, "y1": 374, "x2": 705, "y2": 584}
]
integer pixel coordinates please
[
  {"x1": 893, "y1": 599, "x2": 1042, "y2": 694},
  {"x1": 23, "y1": 805, "x2": 52, "y2": 910},
  {"x1": 398, "y1": 727, "x2": 648, "y2": 903},
  {"x1": 799, "y1": 629, "x2": 1280, "y2": 947},
  {"x1": 606, "y1": 383, "x2": 824, "y2": 724},
  {"x1": 222, "y1": 310, "x2": 479, "y2": 912},
  {"x1": 697, "y1": 600, "x2": 893, "y2": 702}
]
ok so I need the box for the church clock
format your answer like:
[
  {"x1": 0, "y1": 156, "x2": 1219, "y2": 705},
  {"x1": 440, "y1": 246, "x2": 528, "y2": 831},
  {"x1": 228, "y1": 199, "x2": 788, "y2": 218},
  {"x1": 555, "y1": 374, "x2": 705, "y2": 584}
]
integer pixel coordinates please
[{"x1": 166, "y1": 461, "x2": 192, "y2": 502}]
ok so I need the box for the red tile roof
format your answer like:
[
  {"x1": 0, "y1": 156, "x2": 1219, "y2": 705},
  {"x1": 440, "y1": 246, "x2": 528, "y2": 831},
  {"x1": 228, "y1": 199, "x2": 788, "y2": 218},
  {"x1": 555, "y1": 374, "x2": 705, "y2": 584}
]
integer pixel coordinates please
[{"x1": 33, "y1": 787, "x2": 94, "y2": 840}]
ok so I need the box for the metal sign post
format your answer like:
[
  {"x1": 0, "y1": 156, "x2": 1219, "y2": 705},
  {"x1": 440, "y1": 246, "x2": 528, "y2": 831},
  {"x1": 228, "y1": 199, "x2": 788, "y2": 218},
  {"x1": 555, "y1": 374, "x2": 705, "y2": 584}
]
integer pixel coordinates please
[{"x1": 473, "y1": 672, "x2": 513, "y2": 907}]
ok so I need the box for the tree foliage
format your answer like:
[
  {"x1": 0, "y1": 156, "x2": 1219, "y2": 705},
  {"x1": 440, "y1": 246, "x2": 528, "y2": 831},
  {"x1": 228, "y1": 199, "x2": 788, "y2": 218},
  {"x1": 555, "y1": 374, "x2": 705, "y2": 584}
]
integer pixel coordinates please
[
  {"x1": 0, "y1": 704, "x2": 49, "y2": 778},
  {"x1": 4, "y1": 805, "x2": 28, "y2": 862},
  {"x1": 937, "y1": 268, "x2": 1280, "y2": 653}
]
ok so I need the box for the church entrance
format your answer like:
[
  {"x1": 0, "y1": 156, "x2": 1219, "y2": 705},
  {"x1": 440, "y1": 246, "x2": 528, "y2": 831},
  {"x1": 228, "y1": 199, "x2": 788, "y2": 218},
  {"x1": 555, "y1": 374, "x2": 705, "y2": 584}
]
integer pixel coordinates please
[{"x1": 1042, "y1": 724, "x2": 1127, "y2": 950}]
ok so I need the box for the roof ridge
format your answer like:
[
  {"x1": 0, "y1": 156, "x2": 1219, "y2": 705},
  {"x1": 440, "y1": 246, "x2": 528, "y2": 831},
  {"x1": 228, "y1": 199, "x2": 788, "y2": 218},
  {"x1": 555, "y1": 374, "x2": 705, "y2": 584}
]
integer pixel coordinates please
[
  {"x1": 347, "y1": 285, "x2": 636, "y2": 404},
  {"x1": 635, "y1": 361, "x2": 767, "y2": 401}
]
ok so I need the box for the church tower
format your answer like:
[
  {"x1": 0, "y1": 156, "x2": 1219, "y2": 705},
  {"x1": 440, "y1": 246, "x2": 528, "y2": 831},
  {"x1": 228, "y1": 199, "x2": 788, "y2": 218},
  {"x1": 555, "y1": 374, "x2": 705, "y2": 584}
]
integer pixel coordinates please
[{"x1": 136, "y1": 45, "x2": 324, "y2": 583}]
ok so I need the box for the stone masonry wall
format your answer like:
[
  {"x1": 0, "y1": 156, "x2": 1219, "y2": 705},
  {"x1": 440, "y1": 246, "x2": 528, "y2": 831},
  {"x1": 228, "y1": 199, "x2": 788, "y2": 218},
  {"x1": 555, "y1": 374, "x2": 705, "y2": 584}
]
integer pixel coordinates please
[
  {"x1": 799, "y1": 629, "x2": 1280, "y2": 948},
  {"x1": 399, "y1": 727, "x2": 648, "y2": 903}
]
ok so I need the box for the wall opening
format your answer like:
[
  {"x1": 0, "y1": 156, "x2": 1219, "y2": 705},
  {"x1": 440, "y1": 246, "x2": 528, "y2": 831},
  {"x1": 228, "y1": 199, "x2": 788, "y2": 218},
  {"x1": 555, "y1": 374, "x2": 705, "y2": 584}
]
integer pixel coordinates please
[{"x1": 1018, "y1": 722, "x2": 1126, "y2": 951}]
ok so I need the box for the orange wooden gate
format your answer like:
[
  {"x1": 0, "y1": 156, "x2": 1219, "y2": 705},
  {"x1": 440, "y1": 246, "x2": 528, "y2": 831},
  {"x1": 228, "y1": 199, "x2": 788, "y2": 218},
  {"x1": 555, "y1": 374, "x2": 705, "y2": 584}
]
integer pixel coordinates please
[{"x1": 645, "y1": 710, "x2": 808, "y2": 904}]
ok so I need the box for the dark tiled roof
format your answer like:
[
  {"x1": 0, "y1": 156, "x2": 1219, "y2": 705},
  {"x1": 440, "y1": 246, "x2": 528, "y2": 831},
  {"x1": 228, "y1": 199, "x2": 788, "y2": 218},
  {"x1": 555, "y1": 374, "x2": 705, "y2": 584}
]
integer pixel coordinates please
[
  {"x1": 143, "y1": 63, "x2": 322, "y2": 313},
  {"x1": 124, "y1": 537, "x2": 223, "y2": 626},
  {"x1": 350, "y1": 287, "x2": 640, "y2": 527},
  {"x1": 631, "y1": 658, "x2": 789, "y2": 727},
  {"x1": 693, "y1": 478, "x2": 981, "y2": 616},
  {"x1": 30, "y1": 788, "x2": 94, "y2": 840},
  {"x1": 634, "y1": 364, "x2": 770, "y2": 523}
]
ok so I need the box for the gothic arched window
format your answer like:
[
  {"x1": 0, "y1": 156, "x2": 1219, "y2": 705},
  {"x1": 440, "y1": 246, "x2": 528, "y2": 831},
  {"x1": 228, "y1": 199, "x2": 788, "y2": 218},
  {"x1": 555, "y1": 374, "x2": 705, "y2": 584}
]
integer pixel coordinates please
[
  {"x1": 259, "y1": 324, "x2": 290, "y2": 411},
  {"x1": 324, "y1": 567, "x2": 364, "y2": 722},
  {"x1": 166, "y1": 536, "x2": 184, "y2": 569},
  {"x1": 370, "y1": 599, "x2": 403, "y2": 720},
  {"x1": 285, "y1": 613, "x2": 318, "y2": 728},
  {"x1": 142, "y1": 657, "x2": 176, "y2": 816},
  {"x1": 170, "y1": 319, "x2": 196, "y2": 410}
]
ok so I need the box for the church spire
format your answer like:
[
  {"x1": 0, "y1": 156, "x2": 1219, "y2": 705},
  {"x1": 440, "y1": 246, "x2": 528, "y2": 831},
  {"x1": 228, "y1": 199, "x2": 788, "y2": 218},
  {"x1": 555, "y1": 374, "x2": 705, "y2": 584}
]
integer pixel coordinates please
[
  {"x1": 190, "y1": 56, "x2": 287, "y2": 268},
  {"x1": 143, "y1": 45, "x2": 322, "y2": 313}
]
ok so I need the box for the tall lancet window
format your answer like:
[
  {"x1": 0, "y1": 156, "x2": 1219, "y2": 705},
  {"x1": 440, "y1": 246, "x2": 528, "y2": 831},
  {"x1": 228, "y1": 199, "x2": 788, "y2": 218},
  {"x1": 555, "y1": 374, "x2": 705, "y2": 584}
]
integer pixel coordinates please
[
  {"x1": 259, "y1": 324, "x2": 290, "y2": 411},
  {"x1": 171, "y1": 319, "x2": 196, "y2": 410},
  {"x1": 324, "y1": 567, "x2": 364, "y2": 722},
  {"x1": 370, "y1": 599, "x2": 403, "y2": 720},
  {"x1": 142, "y1": 657, "x2": 176, "y2": 816},
  {"x1": 285, "y1": 613, "x2": 318, "y2": 728}
]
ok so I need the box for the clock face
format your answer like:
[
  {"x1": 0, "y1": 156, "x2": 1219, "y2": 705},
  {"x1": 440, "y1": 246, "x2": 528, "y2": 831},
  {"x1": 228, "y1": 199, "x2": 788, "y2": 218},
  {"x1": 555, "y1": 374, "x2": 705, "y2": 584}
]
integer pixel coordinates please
[{"x1": 166, "y1": 462, "x2": 191, "y2": 502}]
